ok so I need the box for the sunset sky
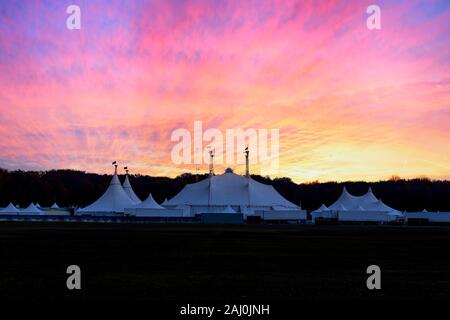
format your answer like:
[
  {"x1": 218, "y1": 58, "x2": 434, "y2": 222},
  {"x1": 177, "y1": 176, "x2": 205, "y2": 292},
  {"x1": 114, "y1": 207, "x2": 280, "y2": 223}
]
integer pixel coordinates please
[{"x1": 0, "y1": 0, "x2": 449, "y2": 182}]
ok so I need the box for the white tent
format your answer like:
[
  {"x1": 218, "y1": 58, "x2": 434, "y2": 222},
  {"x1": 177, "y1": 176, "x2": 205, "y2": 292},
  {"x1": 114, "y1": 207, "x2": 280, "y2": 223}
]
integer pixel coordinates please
[
  {"x1": 312, "y1": 204, "x2": 329, "y2": 213},
  {"x1": 133, "y1": 193, "x2": 164, "y2": 209},
  {"x1": 51, "y1": 203, "x2": 60, "y2": 209},
  {"x1": 317, "y1": 187, "x2": 404, "y2": 223},
  {"x1": 125, "y1": 193, "x2": 170, "y2": 217},
  {"x1": 311, "y1": 204, "x2": 336, "y2": 221},
  {"x1": 328, "y1": 187, "x2": 399, "y2": 213},
  {"x1": 78, "y1": 171, "x2": 135, "y2": 214},
  {"x1": 164, "y1": 168, "x2": 306, "y2": 220},
  {"x1": 0, "y1": 203, "x2": 20, "y2": 214},
  {"x1": 21, "y1": 203, "x2": 44, "y2": 215},
  {"x1": 122, "y1": 174, "x2": 141, "y2": 204},
  {"x1": 35, "y1": 202, "x2": 42, "y2": 208},
  {"x1": 166, "y1": 169, "x2": 298, "y2": 208},
  {"x1": 221, "y1": 205, "x2": 236, "y2": 214}
]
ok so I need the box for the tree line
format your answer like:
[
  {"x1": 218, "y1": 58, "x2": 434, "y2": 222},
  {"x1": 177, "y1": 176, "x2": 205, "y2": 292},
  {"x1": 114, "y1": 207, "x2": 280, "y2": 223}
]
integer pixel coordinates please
[{"x1": 0, "y1": 168, "x2": 449, "y2": 212}]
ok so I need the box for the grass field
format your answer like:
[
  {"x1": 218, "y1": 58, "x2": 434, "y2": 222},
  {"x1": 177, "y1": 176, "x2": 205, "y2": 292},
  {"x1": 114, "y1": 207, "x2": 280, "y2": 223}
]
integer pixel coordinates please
[{"x1": 0, "y1": 222, "x2": 449, "y2": 301}]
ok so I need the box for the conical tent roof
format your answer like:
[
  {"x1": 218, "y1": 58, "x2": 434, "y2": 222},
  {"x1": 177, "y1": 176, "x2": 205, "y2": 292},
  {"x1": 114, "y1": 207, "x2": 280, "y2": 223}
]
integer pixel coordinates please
[
  {"x1": 161, "y1": 198, "x2": 169, "y2": 205},
  {"x1": 35, "y1": 202, "x2": 42, "y2": 208},
  {"x1": 222, "y1": 205, "x2": 236, "y2": 214},
  {"x1": 133, "y1": 193, "x2": 164, "y2": 209},
  {"x1": 79, "y1": 173, "x2": 135, "y2": 213},
  {"x1": 328, "y1": 187, "x2": 399, "y2": 212},
  {"x1": 312, "y1": 204, "x2": 329, "y2": 213},
  {"x1": 21, "y1": 203, "x2": 43, "y2": 214},
  {"x1": 122, "y1": 174, "x2": 141, "y2": 204},
  {"x1": 51, "y1": 203, "x2": 60, "y2": 209},
  {"x1": 1, "y1": 203, "x2": 20, "y2": 214},
  {"x1": 165, "y1": 170, "x2": 298, "y2": 209}
]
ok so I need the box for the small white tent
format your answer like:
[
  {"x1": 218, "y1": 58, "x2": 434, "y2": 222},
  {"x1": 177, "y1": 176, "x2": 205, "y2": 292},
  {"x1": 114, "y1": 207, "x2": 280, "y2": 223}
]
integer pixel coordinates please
[
  {"x1": 125, "y1": 193, "x2": 167, "y2": 216},
  {"x1": 51, "y1": 203, "x2": 60, "y2": 209},
  {"x1": 222, "y1": 205, "x2": 236, "y2": 214},
  {"x1": 21, "y1": 203, "x2": 44, "y2": 215},
  {"x1": 0, "y1": 203, "x2": 20, "y2": 215},
  {"x1": 311, "y1": 204, "x2": 335, "y2": 221},
  {"x1": 320, "y1": 187, "x2": 404, "y2": 223}
]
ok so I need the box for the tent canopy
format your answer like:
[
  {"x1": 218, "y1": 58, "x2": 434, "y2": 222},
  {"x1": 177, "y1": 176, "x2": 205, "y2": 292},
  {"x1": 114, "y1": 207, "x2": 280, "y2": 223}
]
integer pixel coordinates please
[
  {"x1": 1, "y1": 203, "x2": 20, "y2": 214},
  {"x1": 131, "y1": 193, "x2": 164, "y2": 209},
  {"x1": 165, "y1": 169, "x2": 298, "y2": 209},
  {"x1": 78, "y1": 173, "x2": 135, "y2": 213},
  {"x1": 122, "y1": 174, "x2": 141, "y2": 204},
  {"x1": 328, "y1": 187, "x2": 399, "y2": 212},
  {"x1": 51, "y1": 202, "x2": 60, "y2": 209},
  {"x1": 21, "y1": 203, "x2": 43, "y2": 214}
]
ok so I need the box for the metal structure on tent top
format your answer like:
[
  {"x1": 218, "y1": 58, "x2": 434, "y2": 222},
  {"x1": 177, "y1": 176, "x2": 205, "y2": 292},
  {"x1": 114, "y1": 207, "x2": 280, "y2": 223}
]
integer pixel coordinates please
[
  {"x1": 208, "y1": 149, "x2": 214, "y2": 177},
  {"x1": 112, "y1": 161, "x2": 118, "y2": 174},
  {"x1": 245, "y1": 146, "x2": 250, "y2": 178}
]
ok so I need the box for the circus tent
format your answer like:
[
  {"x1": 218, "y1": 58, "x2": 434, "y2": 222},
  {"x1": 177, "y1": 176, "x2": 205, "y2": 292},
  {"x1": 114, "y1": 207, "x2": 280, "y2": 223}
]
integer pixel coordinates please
[
  {"x1": 0, "y1": 203, "x2": 20, "y2": 214},
  {"x1": 312, "y1": 187, "x2": 404, "y2": 223},
  {"x1": 77, "y1": 165, "x2": 135, "y2": 214},
  {"x1": 164, "y1": 168, "x2": 306, "y2": 220},
  {"x1": 50, "y1": 203, "x2": 60, "y2": 209},
  {"x1": 125, "y1": 193, "x2": 167, "y2": 216},
  {"x1": 20, "y1": 203, "x2": 44, "y2": 215},
  {"x1": 122, "y1": 168, "x2": 142, "y2": 204}
]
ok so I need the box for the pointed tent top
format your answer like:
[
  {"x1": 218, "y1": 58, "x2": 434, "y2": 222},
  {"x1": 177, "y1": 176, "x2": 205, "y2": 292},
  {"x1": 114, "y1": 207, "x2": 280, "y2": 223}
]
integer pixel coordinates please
[
  {"x1": 161, "y1": 198, "x2": 169, "y2": 206},
  {"x1": 1, "y1": 203, "x2": 20, "y2": 213},
  {"x1": 134, "y1": 193, "x2": 164, "y2": 209},
  {"x1": 122, "y1": 174, "x2": 141, "y2": 204},
  {"x1": 35, "y1": 202, "x2": 42, "y2": 208},
  {"x1": 422, "y1": 208, "x2": 428, "y2": 212},
  {"x1": 222, "y1": 205, "x2": 236, "y2": 214},
  {"x1": 22, "y1": 203, "x2": 43, "y2": 214},
  {"x1": 78, "y1": 172, "x2": 135, "y2": 213},
  {"x1": 368, "y1": 186, "x2": 373, "y2": 193},
  {"x1": 110, "y1": 172, "x2": 121, "y2": 185},
  {"x1": 312, "y1": 204, "x2": 328, "y2": 213},
  {"x1": 51, "y1": 202, "x2": 60, "y2": 209}
]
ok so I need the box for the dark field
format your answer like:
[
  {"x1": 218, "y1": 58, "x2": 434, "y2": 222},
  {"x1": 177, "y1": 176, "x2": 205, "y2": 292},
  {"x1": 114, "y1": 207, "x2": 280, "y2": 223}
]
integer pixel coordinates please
[{"x1": 0, "y1": 222, "x2": 449, "y2": 301}]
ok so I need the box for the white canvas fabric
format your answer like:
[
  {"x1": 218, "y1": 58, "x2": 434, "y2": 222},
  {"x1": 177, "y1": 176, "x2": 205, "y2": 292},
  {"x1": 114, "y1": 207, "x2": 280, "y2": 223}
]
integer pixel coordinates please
[
  {"x1": 222, "y1": 205, "x2": 236, "y2": 214},
  {"x1": 165, "y1": 170, "x2": 298, "y2": 209},
  {"x1": 51, "y1": 203, "x2": 60, "y2": 209},
  {"x1": 78, "y1": 173, "x2": 135, "y2": 213},
  {"x1": 132, "y1": 193, "x2": 164, "y2": 209},
  {"x1": 122, "y1": 175, "x2": 141, "y2": 204},
  {"x1": 0, "y1": 203, "x2": 20, "y2": 214},
  {"x1": 21, "y1": 203, "x2": 43, "y2": 215},
  {"x1": 328, "y1": 187, "x2": 399, "y2": 212},
  {"x1": 312, "y1": 204, "x2": 329, "y2": 213}
]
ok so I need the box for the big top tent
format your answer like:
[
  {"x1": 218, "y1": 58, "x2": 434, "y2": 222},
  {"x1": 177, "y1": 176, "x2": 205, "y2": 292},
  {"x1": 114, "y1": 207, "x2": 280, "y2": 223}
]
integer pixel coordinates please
[
  {"x1": 164, "y1": 168, "x2": 306, "y2": 221},
  {"x1": 77, "y1": 165, "x2": 135, "y2": 215}
]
